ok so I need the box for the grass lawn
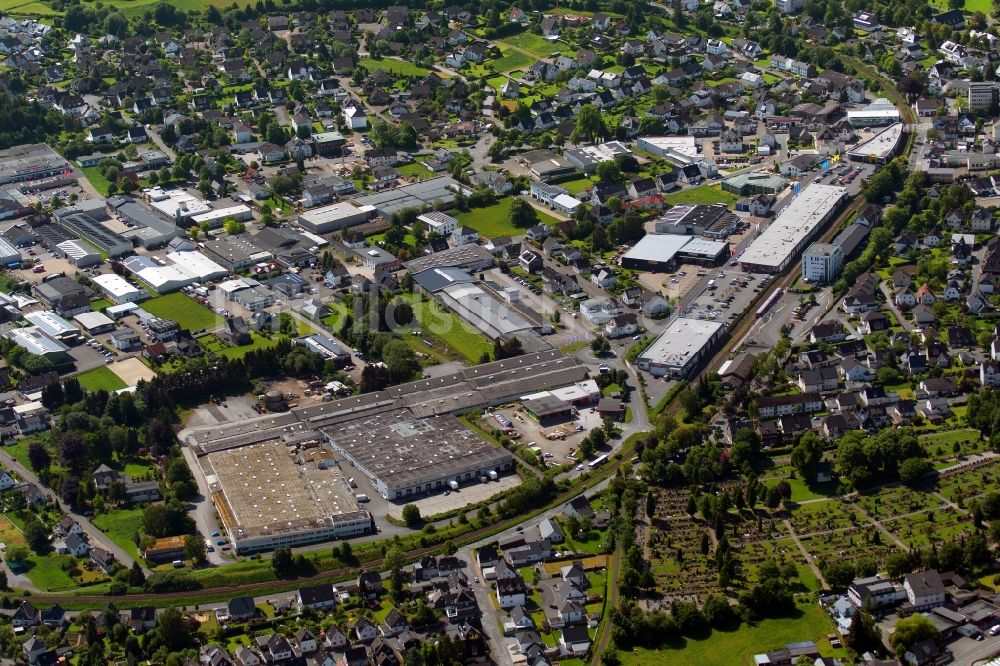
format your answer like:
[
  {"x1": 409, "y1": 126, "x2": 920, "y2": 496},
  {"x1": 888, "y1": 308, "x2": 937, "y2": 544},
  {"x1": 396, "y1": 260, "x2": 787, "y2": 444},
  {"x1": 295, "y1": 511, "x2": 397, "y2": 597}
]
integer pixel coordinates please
[
  {"x1": 499, "y1": 31, "x2": 570, "y2": 57},
  {"x1": 91, "y1": 508, "x2": 144, "y2": 561},
  {"x1": 142, "y1": 293, "x2": 217, "y2": 331},
  {"x1": 665, "y1": 184, "x2": 740, "y2": 208},
  {"x1": 559, "y1": 177, "x2": 598, "y2": 195},
  {"x1": 396, "y1": 162, "x2": 432, "y2": 179},
  {"x1": 321, "y1": 301, "x2": 351, "y2": 334},
  {"x1": 76, "y1": 366, "x2": 127, "y2": 393},
  {"x1": 401, "y1": 294, "x2": 492, "y2": 364},
  {"x1": 769, "y1": 477, "x2": 845, "y2": 503},
  {"x1": 196, "y1": 332, "x2": 277, "y2": 359},
  {"x1": 493, "y1": 45, "x2": 534, "y2": 72},
  {"x1": 25, "y1": 554, "x2": 77, "y2": 592},
  {"x1": 358, "y1": 57, "x2": 430, "y2": 77},
  {"x1": 3, "y1": 435, "x2": 50, "y2": 473},
  {"x1": 455, "y1": 198, "x2": 560, "y2": 238},
  {"x1": 81, "y1": 166, "x2": 112, "y2": 197},
  {"x1": 90, "y1": 298, "x2": 111, "y2": 312},
  {"x1": 0, "y1": 514, "x2": 25, "y2": 546},
  {"x1": 619, "y1": 600, "x2": 842, "y2": 666}
]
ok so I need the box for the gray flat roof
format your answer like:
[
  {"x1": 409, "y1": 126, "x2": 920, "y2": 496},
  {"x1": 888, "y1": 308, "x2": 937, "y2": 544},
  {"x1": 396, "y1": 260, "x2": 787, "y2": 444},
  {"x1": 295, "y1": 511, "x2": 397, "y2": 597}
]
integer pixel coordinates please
[
  {"x1": 354, "y1": 176, "x2": 464, "y2": 216},
  {"x1": 847, "y1": 123, "x2": 904, "y2": 160},
  {"x1": 740, "y1": 184, "x2": 847, "y2": 269},
  {"x1": 639, "y1": 317, "x2": 724, "y2": 369},
  {"x1": 403, "y1": 243, "x2": 493, "y2": 273},
  {"x1": 623, "y1": 234, "x2": 693, "y2": 264}
]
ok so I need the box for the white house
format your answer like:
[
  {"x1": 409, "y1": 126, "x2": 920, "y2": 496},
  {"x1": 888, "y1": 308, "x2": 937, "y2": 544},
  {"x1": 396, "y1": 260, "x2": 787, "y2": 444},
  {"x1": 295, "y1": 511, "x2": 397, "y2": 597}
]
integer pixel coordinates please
[
  {"x1": 497, "y1": 576, "x2": 528, "y2": 609},
  {"x1": 344, "y1": 105, "x2": 367, "y2": 129},
  {"x1": 903, "y1": 570, "x2": 946, "y2": 611}
]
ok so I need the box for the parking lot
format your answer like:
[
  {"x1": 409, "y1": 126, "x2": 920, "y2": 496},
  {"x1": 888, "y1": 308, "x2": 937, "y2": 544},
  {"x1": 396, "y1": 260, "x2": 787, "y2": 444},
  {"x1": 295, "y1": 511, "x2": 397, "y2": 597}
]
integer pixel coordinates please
[
  {"x1": 676, "y1": 268, "x2": 767, "y2": 325},
  {"x1": 386, "y1": 474, "x2": 521, "y2": 521}
]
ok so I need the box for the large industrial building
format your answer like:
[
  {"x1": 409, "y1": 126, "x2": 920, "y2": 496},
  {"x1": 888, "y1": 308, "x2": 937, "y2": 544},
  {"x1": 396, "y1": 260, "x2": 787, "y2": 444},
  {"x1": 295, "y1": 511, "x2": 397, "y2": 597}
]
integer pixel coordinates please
[
  {"x1": 739, "y1": 184, "x2": 848, "y2": 273},
  {"x1": 654, "y1": 204, "x2": 741, "y2": 239},
  {"x1": 0, "y1": 236, "x2": 19, "y2": 268},
  {"x1": 200, "y1": 439, "x2": 372, "y2": 554},
  {"x1": 184, "y1": 351, "x2": 588, "y2": 539},
  {"x1": 0, "y1": 144, "x2": 69, "y2": 185},
  {"x1": 637, "y1": 318, "x2": 726, "y2": 378},
  {"x1": 353, "y1": 176, "x2": 467, "y2": 217},
  {"x1": 621, "y1": 234, "x2": 730, "y2": 271},
  {"x1": 846, "y1": 98, "x2": 901, "y2": 127},
  {"x1": 4, "y1": 326, "x2": 70, "y2": 360}
]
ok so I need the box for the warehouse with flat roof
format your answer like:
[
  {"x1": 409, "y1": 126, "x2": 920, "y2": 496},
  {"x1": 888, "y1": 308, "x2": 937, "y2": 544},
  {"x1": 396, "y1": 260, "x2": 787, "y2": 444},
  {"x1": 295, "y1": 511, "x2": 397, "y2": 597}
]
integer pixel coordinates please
[
  {"x1": 92, "y1": 273, "x2": 148, "y2": 304},
  {"x1": 54, "y1": 239, "x2": 101, "y2": 267},
  {"x1": 4, "y1": 326, "x2": 70, "y2": 360},
  {"x1": 0, "y1": 144, "x2": 69, "y2": 185},
  {"x1": 739, "y1": 184, "x2": 847, "y2": 273},
  {"x1": 622, "y1": 234, "x2": 729, "y2": 271},
  {"x1": 323, "y1": 409, "x2": 514, "y2": 501},
  {"x1": 353, "y1": 176, "x2": 466, "y2": 216},
  {"x1": 200, "y1": 439, "x2": 372, "y2": 554},
  {"x1": 637, "y1": 317, "x2": 726, "y2": 378},
  {"x1": 24, "y1": 311, "x2": 80, "y2": 343},
  {"x1": 297, "y1": 201, "x2": 373, "y2": 234}
]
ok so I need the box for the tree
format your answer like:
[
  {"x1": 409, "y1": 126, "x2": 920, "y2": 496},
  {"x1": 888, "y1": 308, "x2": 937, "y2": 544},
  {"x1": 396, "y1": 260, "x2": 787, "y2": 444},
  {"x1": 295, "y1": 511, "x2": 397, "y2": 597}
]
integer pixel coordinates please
[
  {"x1": 890, "y1": 614, "x2": 939, "y2": 656},
  {"x1": 27, "y1": 442, "x2": 51, "y2": 472},
  {"x1": 847, "y1": 610, "x2": 882, "y2": 654},
  {"x1": 899, "y1": 457, "x2": 931, "y2": 485},
  {"x1": 381, "y1": 340, "x2": 420, "y2": 383},
  {"x1": 271, "y1": 546, "x2": 293, "y2": 577},
  {"x1": 596, "y1": 160, "x2": 623, "y2": 183},
  {"x1": 571, "y1": 104, "x2": 608, "y2": 144},
  {"x1": 5, "y1": 544, "x2": 30, "y2": 565},
  {"x1": 790, "y1": 432, "x2": 823, "y2": 481},
  {"x1": 591, "y1": 335, "x2": 611, "y2": 356},
  {"x1": 507, "y1": 198, "x2": 539, "y2": 228},
  {"x1": 702, "y1": 594, "x2": 738, "y2": 628},
  {"x1": 223, "y1": 218, "x2": 245, "y2": 235},
  {"x1": 183, "y1": 534, "x2": 206, "y2": 564},
  {"x1": 401, "y1": 503, "x2": 422, "y2": 528},
  {"x1": 24, "y1": 519, "x2": 49, "y2": 554}
]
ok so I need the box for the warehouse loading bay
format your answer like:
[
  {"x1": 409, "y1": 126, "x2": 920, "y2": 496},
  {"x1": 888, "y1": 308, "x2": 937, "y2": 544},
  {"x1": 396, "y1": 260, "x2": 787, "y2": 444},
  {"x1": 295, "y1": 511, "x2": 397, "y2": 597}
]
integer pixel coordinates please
[{"x1": 486, "y1": 402, "x2": 606, "y2": 465}]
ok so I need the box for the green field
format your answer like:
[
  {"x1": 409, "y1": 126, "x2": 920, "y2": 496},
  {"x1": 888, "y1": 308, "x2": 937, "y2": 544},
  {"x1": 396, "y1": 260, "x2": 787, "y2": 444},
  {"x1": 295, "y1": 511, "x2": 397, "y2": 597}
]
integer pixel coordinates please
[
  {"x1": 196, "y1": 332, "x2": 277, "y2": 359},
  {"x1": 91, "y1": 508, "x2": 144, "y2": 561},
  {"x1": 81, "y1": 166, "x2": 112, "y2": 197},
  {"x1": 493, "y1": 46, "x2": 534, "y2": 72},
  {"x1": 90, "y1": 298, "x2": 111, "y2": 312},
  {"x1": 359, "y1": 57, "x2": 430, "y2": 77},
  {"x1": 499, "y1": 32, "x2": 571, "y2": 57},
  {"x1": 665, "y1": 184, "x2": 740, "y2": 208},
  {"x1": 455, "y1": 198, "x2": 560, "y2": 238},
  {"x1": 75, "y1": 366, "x2": 128, "y2": 393},
  {"x1": 619, "y1": 600, "x2": 842, "y2": 666},
  {"x1": 396, "y1": 162, "x2": 432, "y2": 179},
  {"x1": 142, "y1": 293, "x2": 218, "y2": 331},
  {"x1": 25, "y1": 554, "x2": 78, "y2": 592},
  {"x1": 2, "y1": 0, "x2": 61, "y2": 15},
  {"x1": 402, "y1": 294, "x2": 492, "y2": 364}
]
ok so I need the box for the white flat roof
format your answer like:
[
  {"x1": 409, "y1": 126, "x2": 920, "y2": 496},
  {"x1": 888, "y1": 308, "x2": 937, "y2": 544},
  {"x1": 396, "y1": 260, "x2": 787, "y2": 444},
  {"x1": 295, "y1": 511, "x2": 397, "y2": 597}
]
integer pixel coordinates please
[
  {"x1": 166, "y1": 250, "x2": 229, "y2": 280},
  {"x1": 190, "y1": 204, "x2": 251, "y2": 225},
  {"x1": 639, "y1": 136, "x2": 699, "y2": 157},
  {"x1": 623, "y1": 234, "x2": 693, "y2": 264},
  {"x1": 300, "y1": 201, "x2": 370, "y2": 224},
  {"x1": 640, "y1": 317, "x2": 724, "y2": 369},
  {"x1": 73, "y1": 310, "x2": 114, "y2": 330},
  {"x1": 93, "y1": 273, "x2": 145, "y2": 298},
  {"x1": 740, "y1": 184, "x2": 847, "y2": 269},
  {"x1": 135, "y1": 265, "x2": 197, "y2": 292},
  {"x1": 553, "y1": 193, "x2": 583, "y2": 210},
  {"x1": 145, "y1": 186, "x2": 211, "y2": 219}
]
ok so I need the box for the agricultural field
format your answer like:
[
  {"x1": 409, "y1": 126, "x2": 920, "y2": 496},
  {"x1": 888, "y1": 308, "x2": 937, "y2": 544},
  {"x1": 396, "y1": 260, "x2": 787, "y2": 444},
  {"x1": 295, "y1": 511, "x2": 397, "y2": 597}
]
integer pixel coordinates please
[
  {"x1": 142, "y1": 293, "x2": 218, "y2": 331},
  {"x1": 455, "y1": 198, "x2": 561, "y2": 238},
  {"x1": 75, "y1": 366, "x2": 128, "y2": 393}
]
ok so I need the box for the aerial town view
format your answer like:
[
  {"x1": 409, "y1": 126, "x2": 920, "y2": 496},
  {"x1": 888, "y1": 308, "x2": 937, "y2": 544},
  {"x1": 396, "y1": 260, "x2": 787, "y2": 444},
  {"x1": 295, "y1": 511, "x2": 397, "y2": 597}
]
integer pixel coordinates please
[{"x1": 2, "y1": 0, "x2": 1000, "y2": 664}]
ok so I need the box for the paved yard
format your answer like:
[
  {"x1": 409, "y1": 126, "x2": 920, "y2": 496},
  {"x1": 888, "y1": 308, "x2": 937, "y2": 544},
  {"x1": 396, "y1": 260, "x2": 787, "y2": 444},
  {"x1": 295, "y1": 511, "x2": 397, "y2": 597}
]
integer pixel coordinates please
[{"x1": 387, "y1": 475, "x2": 521, "y2": 520}]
